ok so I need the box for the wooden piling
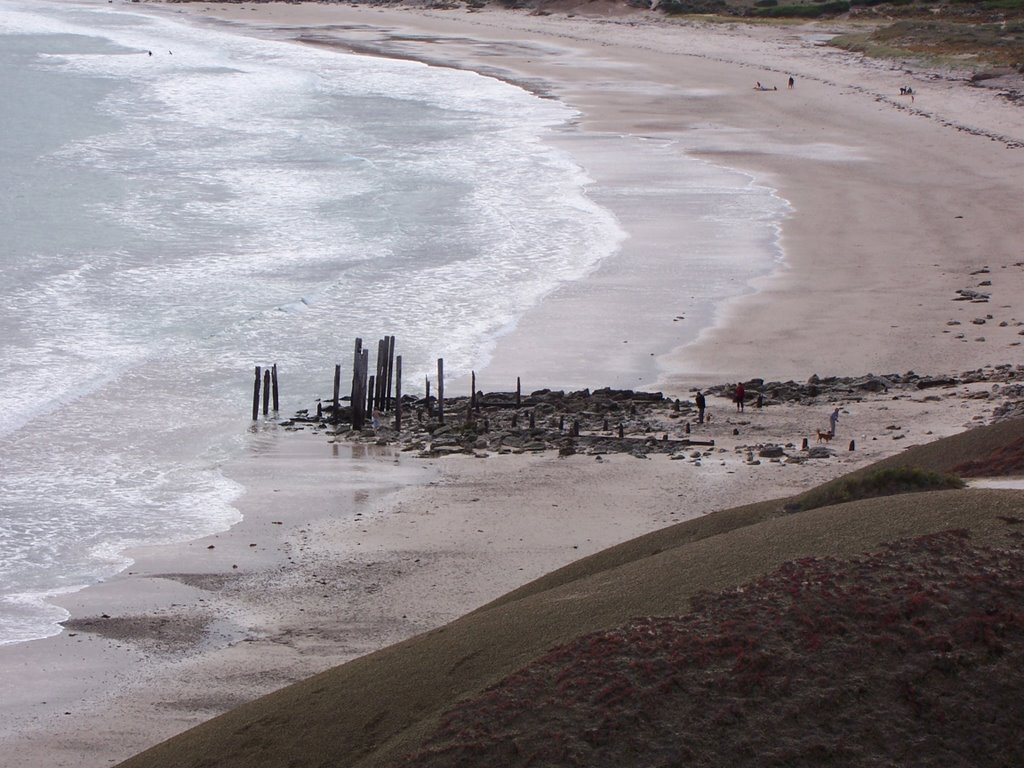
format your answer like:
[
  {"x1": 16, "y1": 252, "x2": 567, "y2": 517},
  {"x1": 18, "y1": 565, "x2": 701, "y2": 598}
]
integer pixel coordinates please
[
  {"x1": 375, "y1": 338, "x2": 387, "y2": 411},
  {"x1": 425, "y1": 378, "x2": 431, "y2": 417},
  {"x1": 357, "y1": 349, "x2": 369, "y2": 429},
  {"x1": 394, "y1": 355, "x2": 403, "y2": 432},
  {"x1": 367, "y1": 374, "x2": 376, "y2": 414},
  {"x1": 350, "y1": 339, "x2": 364, "y2": 429},
  {"x1": 470, "y1": 371, "x2": 476, "y2": 411},
  {"x1": 516, "y1": 377, "x2": 521, "y2": 409},
  {"x1": 437, "y1": 358, "x2": 445, "y2": 425},
  {"x1": 384, "y1": 336, "x2": 395, "y2": 411},
  {"x1": 262, "y1": 369, "x2": 271, "y2": 416},
  {"x1": 618, "y1": 423, "x2": 624, "y2": 439},
  {"x1": 333, "y1": 364, "x2": 342, "y2": 422},
  {"x1": 252, "y1": 365, "x2": 261, "y2": 421},
  {"x1": 271, "y1": 364, "x2": 279, "y2": 412}
]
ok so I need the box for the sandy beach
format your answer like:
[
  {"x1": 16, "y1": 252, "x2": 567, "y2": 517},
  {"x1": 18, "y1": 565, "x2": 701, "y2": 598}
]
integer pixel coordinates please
[{"x1": 2, "y1": 3, "x2": 1023, "y2": 766}]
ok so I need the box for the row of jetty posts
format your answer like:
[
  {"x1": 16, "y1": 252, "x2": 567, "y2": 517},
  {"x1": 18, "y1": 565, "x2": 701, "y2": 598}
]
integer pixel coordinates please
[{"x1": 251, "y1": 335, "x2": 541, "y2": 433}]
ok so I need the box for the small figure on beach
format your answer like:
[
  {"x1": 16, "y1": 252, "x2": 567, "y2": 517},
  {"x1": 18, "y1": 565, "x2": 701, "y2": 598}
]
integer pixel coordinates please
[
  {"x1": 735, "y1": 383, "x2": 746, "y2": 413},
  {"x1": 788, "y1": 76, "x2": 794, "y2": 89},
  {"x1": 695, "y1": 390, "x2": 706, "y2": 424},
  {"x1": 829, "y1": 407, "x2": 840, "y2": 436},
  {"x1": 371, "y1": 408, "x2": 383, "y2": 431}
]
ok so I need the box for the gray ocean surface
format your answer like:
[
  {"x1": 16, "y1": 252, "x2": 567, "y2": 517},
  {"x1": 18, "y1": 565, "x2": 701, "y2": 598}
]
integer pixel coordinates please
[{"x1": 0, "y1": 0, "x2": 784, "y2": 645}]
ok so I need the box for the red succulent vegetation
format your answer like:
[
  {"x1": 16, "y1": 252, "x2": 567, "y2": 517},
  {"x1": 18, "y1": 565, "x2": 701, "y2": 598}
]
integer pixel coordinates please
[{"x1": 403, "y1": 529, "x2": 1024, "y2": 767}]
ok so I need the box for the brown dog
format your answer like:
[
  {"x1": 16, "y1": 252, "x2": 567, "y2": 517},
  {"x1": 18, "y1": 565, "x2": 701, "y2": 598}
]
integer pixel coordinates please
[{"x1": 816, "y1": 430, "x2": 834, "y2": 443}]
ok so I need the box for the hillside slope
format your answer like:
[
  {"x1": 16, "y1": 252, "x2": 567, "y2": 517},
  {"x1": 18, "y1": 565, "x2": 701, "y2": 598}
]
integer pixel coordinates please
[{"x1": 116, "y1": 417, "x2": 1024, "y2": 768}]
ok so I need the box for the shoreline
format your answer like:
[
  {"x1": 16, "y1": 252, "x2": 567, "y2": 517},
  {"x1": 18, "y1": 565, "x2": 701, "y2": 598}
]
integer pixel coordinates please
[
  {"x1": 3, "y1": 4, "x2": 1024, "y2": 765},
  {"x1": 172, "y1": 3, "x2": 1024, "y2": 387}
]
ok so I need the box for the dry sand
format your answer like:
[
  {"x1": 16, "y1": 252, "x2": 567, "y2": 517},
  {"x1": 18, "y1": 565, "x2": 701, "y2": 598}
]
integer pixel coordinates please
[{"x1": 1, "y1": 4, "x2": 1023, "y2": 767}]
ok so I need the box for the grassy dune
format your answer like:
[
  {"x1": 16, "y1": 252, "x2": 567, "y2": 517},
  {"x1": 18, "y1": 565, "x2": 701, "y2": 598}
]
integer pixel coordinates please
[{"x1": 117, "y1": 417, "x2": 1024, "y2": 768}]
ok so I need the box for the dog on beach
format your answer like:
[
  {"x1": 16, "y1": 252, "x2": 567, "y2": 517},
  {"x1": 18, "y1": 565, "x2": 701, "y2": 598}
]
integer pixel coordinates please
[{"x1": 816, "y1": 430, "x2": 834, "y2": 443}]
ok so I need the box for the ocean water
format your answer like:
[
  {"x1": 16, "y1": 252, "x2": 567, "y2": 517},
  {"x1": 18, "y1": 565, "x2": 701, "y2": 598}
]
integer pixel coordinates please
[{"x1": 0, "y1": 0, "x2": 784, "y2": 645}]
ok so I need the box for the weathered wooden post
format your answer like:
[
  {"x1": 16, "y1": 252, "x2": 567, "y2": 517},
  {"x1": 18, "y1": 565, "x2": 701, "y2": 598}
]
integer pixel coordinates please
[
  {"x1": 529, "y1": 409, "x2": 536, "y2": 429},
  {"x1": 252, "y1": 366, "x2": 261, "y2": 421},
  {"x1": 849, "y1": 440, "x2": 856, "y2": 451},
  {"x1": 425, "y1": 378, "x2": 432, "y2": 417},
  {"x1": 262, "y1": 369, "x2": 271, "y2": 416},
  {"x1": 354, "y1": 349, "x2": 369, "y2": 429},
  {"x1": 685, "y1": 422, "x2": 691, "y2": 434},
  {"x1": 385, "y1": 336, "x2": 395, "y2": 411},
  {"x1": 375, "y1": 338, "x2": 386, "y2": 410},
  {"x1": 437, "y1": 358, "x2": 445, "y2": 425},
  {"x1": 516, "y1": 377, "x2": 521, "y2": 409},
  {"x1": 470, "y1": 371, "x2": 476, "y2": 412},
  {"x1": 802, "y1": 437, "x2": 809, "y2": 450},
  {"x1": 350, "y1": 339, "x2": 363, "y2": 429},
  {"x1": 394, "y1": 355, "x2": 403, "y2": 432},
  {"x1": 367, "y1": 374, "x2": 376, "y2": 414},
  {"x1": 271, "y1": 364, "x2": 279, "y2": 413},
  {"x1": 618, "y1": 423, "x2": 624, "y2": 439},
  {"x1": 333, "y1": 364, "x2": 342, "y2": 423},
  {"x1": 559, "y1": 415, "x2": 565, "y2": 431}
]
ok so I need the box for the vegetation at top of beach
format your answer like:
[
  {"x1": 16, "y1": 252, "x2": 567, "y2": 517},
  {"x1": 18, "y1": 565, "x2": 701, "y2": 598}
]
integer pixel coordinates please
[
  {"x1": 651, "y1": 0, "x2": 1024, "y2": 70},
  {"x1": 831, "y1": 17, "x2": 1024, "y2": 71},
  {"x1": 657, "y1": 0, "x2": 1024, "y2": 19}
]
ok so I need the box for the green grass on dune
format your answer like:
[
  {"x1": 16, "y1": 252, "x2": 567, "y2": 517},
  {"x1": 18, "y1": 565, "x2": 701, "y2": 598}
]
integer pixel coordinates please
[{"x1": 790, "y1": 466, "x2": 966, "y2": 513}]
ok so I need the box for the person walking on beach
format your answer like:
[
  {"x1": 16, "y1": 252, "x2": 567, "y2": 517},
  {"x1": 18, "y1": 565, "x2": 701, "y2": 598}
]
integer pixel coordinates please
[
  {"x1": 695, "y1": 390, "x2": 706, "y2": 424},
  {"x1": 735, "y1": 383, "x2": 746, "y2": 413},
  {"x1": 829, "y1": 407, "x2": 840, "y2": 436},
  {"x1": 788, "y1": 76, "x2": 794, "y2": 89}
]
